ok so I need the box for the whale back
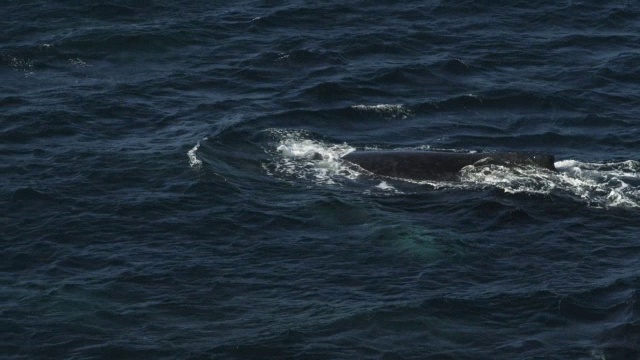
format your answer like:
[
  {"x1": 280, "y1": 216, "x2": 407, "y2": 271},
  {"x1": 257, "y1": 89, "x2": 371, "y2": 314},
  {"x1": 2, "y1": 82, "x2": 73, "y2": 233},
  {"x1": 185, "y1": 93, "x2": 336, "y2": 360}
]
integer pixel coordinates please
[{"x1": 342, "y1": 151, "x2": 556, "y2": 181}]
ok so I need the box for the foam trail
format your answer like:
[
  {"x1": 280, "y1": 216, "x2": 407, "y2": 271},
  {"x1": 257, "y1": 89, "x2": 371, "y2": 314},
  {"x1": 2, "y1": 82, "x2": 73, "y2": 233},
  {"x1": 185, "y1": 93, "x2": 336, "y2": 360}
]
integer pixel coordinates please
[{"x1": 553, "y1": 159, "x2": 640, "y2": 208}]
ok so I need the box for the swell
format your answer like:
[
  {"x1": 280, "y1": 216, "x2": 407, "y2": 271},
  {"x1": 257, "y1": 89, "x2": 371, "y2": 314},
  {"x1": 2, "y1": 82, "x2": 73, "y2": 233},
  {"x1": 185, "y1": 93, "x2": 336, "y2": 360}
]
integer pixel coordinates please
[
  {"x1": 5, "y1": 2, "x2": 640, "y2": 360},
  {"x1": 205, "y1": 277, "x2": 640, "y2": 359}
]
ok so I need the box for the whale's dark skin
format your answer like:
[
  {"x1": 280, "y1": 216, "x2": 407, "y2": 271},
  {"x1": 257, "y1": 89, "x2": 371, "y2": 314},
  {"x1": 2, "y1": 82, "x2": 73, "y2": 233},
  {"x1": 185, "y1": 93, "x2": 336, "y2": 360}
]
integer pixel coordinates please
[{"x1": 341, "y1": 150, "x2": 556, "y2": 181}]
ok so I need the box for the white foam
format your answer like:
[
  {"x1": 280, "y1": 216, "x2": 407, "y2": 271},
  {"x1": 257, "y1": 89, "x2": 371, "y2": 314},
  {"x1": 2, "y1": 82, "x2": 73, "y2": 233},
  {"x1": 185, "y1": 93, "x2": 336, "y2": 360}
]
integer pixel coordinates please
[
  {"x1": 351, "y1": 104, "x2": 412, "y2": 118},
  {"x1": 187, "y1": 140, "x2": 203, "y2": 167},
  {"x1": 352, "y1": 104, "x2": 403, "y2": 111},
  {"x1": 460, "y1": 159, "x2": 640, "y2": 208},
  {"x1": 556, "y1": 159, "x2": 640, "y2": 208},
  {"x1": 376, "y1": 181, "x2": 395, "y2": 191},
  {"x1": 264, "y1": 129, "x2": 358, "y2": 185}
]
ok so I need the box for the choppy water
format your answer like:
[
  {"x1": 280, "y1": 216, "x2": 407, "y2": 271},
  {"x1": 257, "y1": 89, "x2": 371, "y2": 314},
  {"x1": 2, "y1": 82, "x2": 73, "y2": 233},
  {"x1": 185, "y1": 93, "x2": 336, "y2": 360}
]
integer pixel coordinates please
[{"x1": 3, "y1": 1, "x2": 640, "y2": 359}]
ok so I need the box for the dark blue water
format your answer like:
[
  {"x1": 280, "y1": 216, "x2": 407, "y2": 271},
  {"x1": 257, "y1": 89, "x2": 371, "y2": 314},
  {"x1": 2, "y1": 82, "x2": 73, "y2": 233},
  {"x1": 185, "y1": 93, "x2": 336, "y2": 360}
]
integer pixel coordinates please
[{"x1": 3, "y1": 1, "x2": 640, "y2": 359}]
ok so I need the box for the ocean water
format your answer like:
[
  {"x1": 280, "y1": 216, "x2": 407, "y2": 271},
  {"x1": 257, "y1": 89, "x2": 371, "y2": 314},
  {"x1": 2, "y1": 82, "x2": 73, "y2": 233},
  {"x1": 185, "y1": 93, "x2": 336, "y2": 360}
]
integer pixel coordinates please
[{"x1": 3, "y1": 1, "x2": 640, "y2": 359}]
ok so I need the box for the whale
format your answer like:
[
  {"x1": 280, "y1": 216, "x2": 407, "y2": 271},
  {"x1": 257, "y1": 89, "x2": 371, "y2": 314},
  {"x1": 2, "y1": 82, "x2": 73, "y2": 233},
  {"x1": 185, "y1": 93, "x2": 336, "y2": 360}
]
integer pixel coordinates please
[{"x1": 341, "y1": 150, "x2": 556, "y2": 181}]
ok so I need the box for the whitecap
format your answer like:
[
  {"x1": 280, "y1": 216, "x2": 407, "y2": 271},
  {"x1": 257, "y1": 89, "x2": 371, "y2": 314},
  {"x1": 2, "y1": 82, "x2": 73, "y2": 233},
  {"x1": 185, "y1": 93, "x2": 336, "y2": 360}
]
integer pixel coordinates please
[{"x1": 187, "y1": 140, "x2": 204, "y2": 167}]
